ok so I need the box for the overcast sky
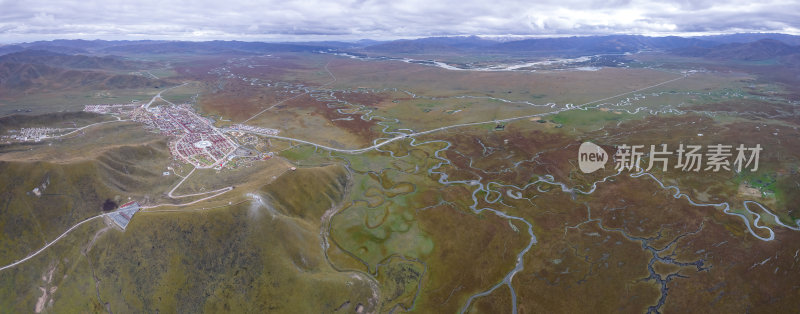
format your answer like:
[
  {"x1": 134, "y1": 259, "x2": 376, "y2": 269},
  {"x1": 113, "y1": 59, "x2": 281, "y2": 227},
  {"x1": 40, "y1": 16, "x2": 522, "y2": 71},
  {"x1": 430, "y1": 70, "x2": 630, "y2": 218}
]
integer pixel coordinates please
[{"x1": 1, "y1": 0, "x2": 799, "y2": 43}]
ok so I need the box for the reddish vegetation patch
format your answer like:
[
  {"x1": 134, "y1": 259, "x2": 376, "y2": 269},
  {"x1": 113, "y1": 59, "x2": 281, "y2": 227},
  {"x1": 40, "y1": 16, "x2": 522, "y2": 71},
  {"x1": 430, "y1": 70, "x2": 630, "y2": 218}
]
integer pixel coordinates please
[
  {"x1": 687, "y1": 99, "x2": 798, "y2": 118},
  {"x1": 586, "y1": 112, "x2": 800, "y2": 219},
  {"x1": 331, "y1": 91, "x2": 403, "y2": 108},
  {"x1": 227, "y1": 58, "x2": 299, "y2": 79},
  {"x1": 667, "y1": 61, "x2": 800, "y2": 101},
  {"x1": 173, "y1": 57, "x2": 231, "y2": 80},
  {"x1": 174, "y1": 55, "x2": 301, "y2": 81},
  {"x1": 281, "y1": 94, "x2": 381, "y2": 142},
  {"x1": 199, "y1": 85, "x2": 288, "y2": 121},
  {"x1": 585, "y1": 175, "x2": 711, "y2": 240},
  {"x1": 743, "y1": 65, "x2": 800, "y2": 99},
  {"x1": 415, "y1": 197, "x2": 528, "y2": 312},
  {"x1": 593, "y1": 113, "x2": 800, "y2": 173},
  {"x1": 470, "y1": 285, "x2": 513, "y2": 313},
  {"x1": 440, "y1": 127, "x2": 579, "y2": 185},
  {"x1": 598, "y1": 114, "x2": 724, "y2": 143},
  {"x1": 662, "y1": 215, "x2": 800, "y2": 312},
  {"x1": 184, "y1": 54, "x2": 333, "y2": 122},
  {"x1": 721, "y1": 121, "x2": 800, "y2": 162}
]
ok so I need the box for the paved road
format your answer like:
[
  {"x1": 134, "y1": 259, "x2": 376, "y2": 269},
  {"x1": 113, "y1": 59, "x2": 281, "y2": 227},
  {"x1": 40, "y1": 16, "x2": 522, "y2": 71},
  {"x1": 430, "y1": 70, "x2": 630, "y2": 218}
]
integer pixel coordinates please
[
  {"x1": 241, "y1": 62, "x2": 337, "y2": 124},
  {"x1": 0, "y1": 66, "x2": 687, "y2": 272},
  {"x1": 144, "y1": 82, "x2": 187, "y2": 109},
  {"x1": 0, "y1": 211, "x2": 116, "y2": 272},
  {"x1": 55, "y1": 119, "x2": 131, "y2": 138},
  {"x1": 242, "y1": 72, "x2": 690, "y2": 155}
]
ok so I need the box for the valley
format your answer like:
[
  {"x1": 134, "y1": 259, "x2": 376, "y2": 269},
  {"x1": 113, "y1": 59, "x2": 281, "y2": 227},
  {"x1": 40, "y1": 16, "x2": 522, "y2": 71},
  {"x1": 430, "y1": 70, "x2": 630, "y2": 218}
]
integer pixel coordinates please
[{"x1": 1, "y1": 35, "x2": 799, "y2": 313}]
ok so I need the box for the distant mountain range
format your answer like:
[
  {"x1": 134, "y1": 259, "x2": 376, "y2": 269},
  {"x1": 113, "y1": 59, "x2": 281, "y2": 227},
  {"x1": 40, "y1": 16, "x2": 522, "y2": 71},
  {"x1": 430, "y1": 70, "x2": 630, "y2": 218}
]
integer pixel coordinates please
[
  {"x1": 673, "y1": 39, "x2": 800, "y2": 61},
  {"x1": 358, "y1": 34, "x2": 800, "y2": 58},
  {"x1": 361, "y1": 36, "x2": 498, "y2": 53},
  {"x1": 361, "y1": 35, "x2": 716, "y2": 55},
  {"x1": 0, "y1": 50, "x2": 171, "y2": 95},
  {"x1": 0, "y1": 50, "x2": 147, "y2": 70},
  {"x1": 1, "y1": 33, "x2": 799, "y2": 65},
  {"x1": 0, "y1": 40, "x2": 352, "y2": 56},
  {"x1": 694, "y1": 33, "x2": 800, "y2": 46}
]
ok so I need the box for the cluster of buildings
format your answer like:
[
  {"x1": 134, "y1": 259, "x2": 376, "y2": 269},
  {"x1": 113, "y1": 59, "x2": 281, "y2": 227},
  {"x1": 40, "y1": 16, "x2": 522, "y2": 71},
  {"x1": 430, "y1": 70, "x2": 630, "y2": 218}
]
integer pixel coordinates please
[
  {"x1": 134, "y1": 104, "x2": 237, "y2": 169},
  {"x1": 108, "y1": 201, "x2": 140, "y2": 230},
  {"x1": 226, "y1": 124, "x2": 280, "y2": 136},
  {"x1": 1, "y1": 127, "x2": 65, "y2": 143},
  {"x1": 173, "y1": 132, "x2": 234, "y2": 167},
  {"x1": 83, "y1": 104, "x2": 139, "y2": 114},
  {"x1": 80, "y1": 102, "x2": 278, "y2": 170}
]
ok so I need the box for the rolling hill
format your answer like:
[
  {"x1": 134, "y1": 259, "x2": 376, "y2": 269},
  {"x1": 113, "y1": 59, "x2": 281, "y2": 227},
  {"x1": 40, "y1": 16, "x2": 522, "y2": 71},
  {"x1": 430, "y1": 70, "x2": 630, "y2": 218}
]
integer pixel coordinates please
[
  {"x1": 0, "y1": 62, "x2": 171, "y2": 94},
  {"x1": 0, "y1": 50, "x2": 172, "y2": 96},
  {"x1": 357, "y1": 35, "x2": 719, "y2": 55},
  {"x1": 674, "y1": 38, "x2": 800, "y2": 61},
  {"x1": 0, "y1": 50, "x2": 146, "y2": 70}
]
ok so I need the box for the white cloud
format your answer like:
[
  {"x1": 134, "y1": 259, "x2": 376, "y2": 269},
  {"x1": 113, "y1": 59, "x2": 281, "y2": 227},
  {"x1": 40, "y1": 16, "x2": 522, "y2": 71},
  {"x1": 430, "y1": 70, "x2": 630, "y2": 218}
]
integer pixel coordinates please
[{"x1": 0, "y1": 0, "x2": 798, "y2": 42}]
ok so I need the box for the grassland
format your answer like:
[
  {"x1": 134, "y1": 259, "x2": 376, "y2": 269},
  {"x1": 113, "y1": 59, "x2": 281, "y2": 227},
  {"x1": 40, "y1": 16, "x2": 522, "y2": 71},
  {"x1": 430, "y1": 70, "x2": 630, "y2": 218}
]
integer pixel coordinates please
[
  {"x1": 2, "y1": 49, "x2": 800, "y2": 313},
  {"x1": 0, "y1": 88, "x2": 164, "y2": 116}
]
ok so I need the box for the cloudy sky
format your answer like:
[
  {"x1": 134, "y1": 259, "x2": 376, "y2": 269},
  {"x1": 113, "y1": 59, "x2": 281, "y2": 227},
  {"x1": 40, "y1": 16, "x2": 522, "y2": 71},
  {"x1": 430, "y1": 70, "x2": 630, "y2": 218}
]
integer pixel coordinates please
[{"x1": 1, "y1": 0, "x2": 799, "y2": 43}]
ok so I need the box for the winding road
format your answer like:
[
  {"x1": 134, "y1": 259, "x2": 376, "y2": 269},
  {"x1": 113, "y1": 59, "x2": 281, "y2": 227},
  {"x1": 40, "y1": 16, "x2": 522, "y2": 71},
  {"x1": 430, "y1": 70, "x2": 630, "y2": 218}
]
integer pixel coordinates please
[
  {"x1": 5, "y1": 59, "x2": 792, "y2": 314},
  {"x1": 1, "y1": 65, "x2": 687, "y2": 273}
]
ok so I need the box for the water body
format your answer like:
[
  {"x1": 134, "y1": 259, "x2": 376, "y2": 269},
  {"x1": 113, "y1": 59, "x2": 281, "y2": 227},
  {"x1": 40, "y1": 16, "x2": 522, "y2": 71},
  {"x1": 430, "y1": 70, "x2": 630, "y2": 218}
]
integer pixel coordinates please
[
  {"x1": 319, "y1": 51, "x2": 620, "y2": 72},
  {"x1": 216, "y1": 56, "x2": 799, "y2": 312}
]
